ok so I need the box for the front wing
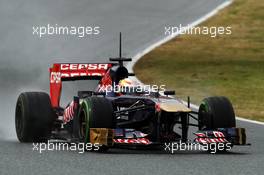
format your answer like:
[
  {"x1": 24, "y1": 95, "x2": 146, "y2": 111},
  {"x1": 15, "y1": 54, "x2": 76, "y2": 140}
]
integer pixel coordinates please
[{"x1": 89, "y1": 127, "x2": 249, "y2": 147}]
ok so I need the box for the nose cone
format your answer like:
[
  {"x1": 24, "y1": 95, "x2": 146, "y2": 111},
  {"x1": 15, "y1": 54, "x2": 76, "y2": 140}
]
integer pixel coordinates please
[{"x1": 159, "y1": 102, "x2": 191, "y2": 112}]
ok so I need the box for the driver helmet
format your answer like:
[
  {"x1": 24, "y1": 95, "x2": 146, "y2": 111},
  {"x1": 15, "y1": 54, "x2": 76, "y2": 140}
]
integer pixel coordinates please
[
  {"x1": 118, "y1": 78, "x2": 139, "y2": 94},
  {"x1": 118, "y1": 78, "x2": 134, "y2": 87}
]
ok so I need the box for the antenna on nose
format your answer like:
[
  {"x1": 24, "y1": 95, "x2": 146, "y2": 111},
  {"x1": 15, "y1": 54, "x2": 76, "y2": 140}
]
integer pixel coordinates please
[
  {"x1": 119, "y1": 32, "x2": 122, "y2": 58},
  {"x1": 109, "y1": 32, "x2": 132, "y2": 66}
]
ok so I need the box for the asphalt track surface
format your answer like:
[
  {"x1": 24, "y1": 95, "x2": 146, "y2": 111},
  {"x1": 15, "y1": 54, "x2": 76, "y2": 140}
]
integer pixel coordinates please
[{"x1": 0, "y1": 0, "x2": 263, "y2": 175}]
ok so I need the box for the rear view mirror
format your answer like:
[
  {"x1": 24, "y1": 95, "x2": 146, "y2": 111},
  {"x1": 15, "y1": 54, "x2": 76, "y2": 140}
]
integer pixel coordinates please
[{"x1": 164, "y1": 90, "x2": 175, "y2": 96}]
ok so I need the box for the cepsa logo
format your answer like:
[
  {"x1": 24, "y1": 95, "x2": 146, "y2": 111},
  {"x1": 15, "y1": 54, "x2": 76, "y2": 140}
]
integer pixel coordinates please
[
  {"x1": 50, "y1": 64, "x2": 111, "y2": 83},
  {"x1": 60, "y1": 64, "x2": 109, "y2": 71}
]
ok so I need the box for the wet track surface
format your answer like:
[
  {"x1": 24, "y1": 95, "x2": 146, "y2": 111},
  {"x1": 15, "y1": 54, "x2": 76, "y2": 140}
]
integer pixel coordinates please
[
  {"x1": 0, "y1": 0, "x2": 263, "y2": 174},
  {"x1": 1, "y1": 120, "x2": 263, "y2": 175}
]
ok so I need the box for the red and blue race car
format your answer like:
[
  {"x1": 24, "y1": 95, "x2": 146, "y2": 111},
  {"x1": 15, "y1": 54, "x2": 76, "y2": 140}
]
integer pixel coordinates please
[{"x1": 15, "y1": 34, "x2": 249, "y2": 152}]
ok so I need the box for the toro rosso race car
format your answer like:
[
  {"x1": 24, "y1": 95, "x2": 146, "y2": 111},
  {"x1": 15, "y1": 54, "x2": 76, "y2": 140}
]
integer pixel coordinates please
[{"x1": 15, "y1": 34, "x2": 249, "y2": 153}]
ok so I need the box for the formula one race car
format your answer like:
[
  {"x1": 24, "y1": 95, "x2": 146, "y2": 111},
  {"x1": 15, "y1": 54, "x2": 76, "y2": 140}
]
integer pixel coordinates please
[{"x1": 15, "y1": 34, "x2": 249, "y2": 153}]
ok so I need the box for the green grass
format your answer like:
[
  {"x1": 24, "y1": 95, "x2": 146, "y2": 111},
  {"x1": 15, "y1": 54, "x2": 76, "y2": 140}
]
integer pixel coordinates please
[{"x1": 134, "y1": 0, "x2": 264, "y2": 121}]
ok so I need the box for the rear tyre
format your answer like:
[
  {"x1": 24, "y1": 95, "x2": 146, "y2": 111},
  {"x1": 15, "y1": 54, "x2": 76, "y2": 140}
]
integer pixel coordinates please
[
  {"x1": 198, "y1": 96, "x2": 236, "y2": 130},
  {"x1": 73, "y1": 97, "x2": 114, "y2": 152},
  {"x1": 15, "y1": 92, "x2": 55, "y2": 142}
]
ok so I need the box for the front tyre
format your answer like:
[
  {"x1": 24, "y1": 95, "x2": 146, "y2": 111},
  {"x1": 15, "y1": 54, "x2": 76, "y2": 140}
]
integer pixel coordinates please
[
  {"x1": 198, "y1": 96, "x2": 236, "y2": 130},
  {"x1": 73, "y1": 97, "x2": 114, "y2": 152},
  {"x1": 198, "y1": 96, "x2": 236, "y2": 153}
]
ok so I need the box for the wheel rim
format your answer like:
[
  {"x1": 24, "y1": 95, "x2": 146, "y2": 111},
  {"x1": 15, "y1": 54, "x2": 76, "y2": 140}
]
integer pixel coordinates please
[
  {"x1": 79, "y1": 109, "x2": 86, "y2": 140},
  {"x1": 198, "y1": 103, "x2": 207, "y2": 130}
]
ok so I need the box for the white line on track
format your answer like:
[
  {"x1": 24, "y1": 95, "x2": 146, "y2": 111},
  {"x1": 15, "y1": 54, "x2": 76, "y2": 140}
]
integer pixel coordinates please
[
  {"x1": 127, "y1": 0, "x2": 264, "y2": 126},
  {"x1": 236, "y1": 117, "x2": 264, "y2": 125}
]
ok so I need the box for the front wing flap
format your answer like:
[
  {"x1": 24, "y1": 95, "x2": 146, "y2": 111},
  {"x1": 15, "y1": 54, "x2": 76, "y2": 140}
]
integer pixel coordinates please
[
  {"x1": 90, "y1": 128, "x2": 151, "y2": 146},
  {"x1": 194, "y1": 128, "x2": 249, "y2": 145}
]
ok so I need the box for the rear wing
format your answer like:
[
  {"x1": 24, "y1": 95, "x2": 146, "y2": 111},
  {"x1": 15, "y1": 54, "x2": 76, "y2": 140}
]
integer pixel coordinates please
[
  {"x1": 49, "y1": 63, "x2": 113, "y2": 107},
  {"x1": 50, "y1": 33, "x2": 132, "y2": 108}
]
